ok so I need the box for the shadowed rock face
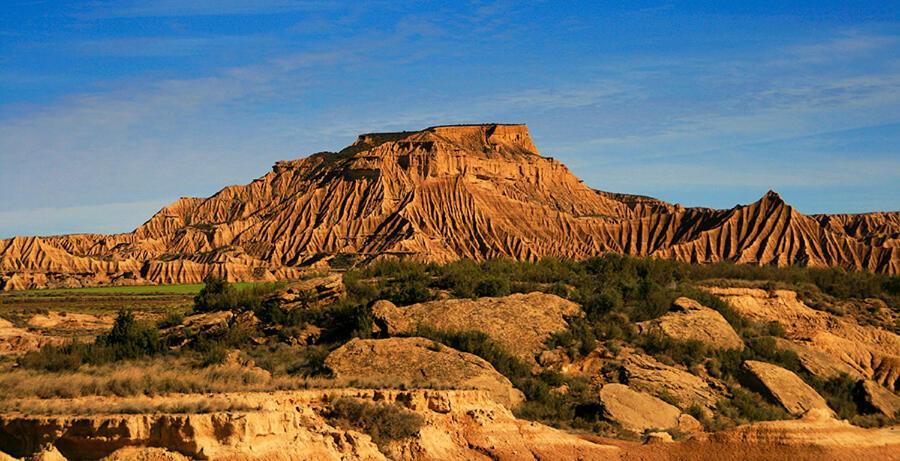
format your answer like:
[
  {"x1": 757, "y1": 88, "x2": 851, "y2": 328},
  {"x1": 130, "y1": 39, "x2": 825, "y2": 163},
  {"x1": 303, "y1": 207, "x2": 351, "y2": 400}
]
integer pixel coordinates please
[
  {"x1": 742, "y1": 360, "x2": 832, "y2": 417},
  {"x1": 2, "y1": 123, "x2": 898, "y2": 290}
]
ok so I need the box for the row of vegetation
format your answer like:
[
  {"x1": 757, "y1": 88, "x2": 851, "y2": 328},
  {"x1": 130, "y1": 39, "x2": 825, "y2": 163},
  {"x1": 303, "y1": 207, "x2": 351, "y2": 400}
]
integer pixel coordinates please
[{"x1": 14, "y1": 254, "x2": 900, "y2": 437}]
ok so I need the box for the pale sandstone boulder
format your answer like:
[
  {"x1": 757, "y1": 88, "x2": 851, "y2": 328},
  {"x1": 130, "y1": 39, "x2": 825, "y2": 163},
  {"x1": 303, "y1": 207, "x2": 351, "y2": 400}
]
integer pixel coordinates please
[
  {"x1": 371, "y1": 292, "x2": 581, "y2": 363},
  {"x1": 772, "y1": 337, "x2": 862, "y2": 380},
  {"x1": 709, "y1": 287, "x2": 900, "y2": 391},
  {"x1": 742, "y1": 360, "x2": 831, "y2": 416},
  {"x1": 858, "y1": 380, "x2": 900, "y2": 417},
  {"x1": 622, "y1": 353, "x2": 719, "y2": 409},
  {"x1": 598, "y1": 383, "x2": 698, "y2": 434},
  {"x1": 325, "y1": 337, "x2": 525, "y2": 409},
  {"x1": 637, "y1": 297, "x2": 743, "y2": 350}
]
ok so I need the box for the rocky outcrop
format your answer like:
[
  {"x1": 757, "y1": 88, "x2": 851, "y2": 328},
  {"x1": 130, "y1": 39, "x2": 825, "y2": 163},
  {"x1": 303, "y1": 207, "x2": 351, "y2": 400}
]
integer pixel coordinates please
[
  {"x1": 772, "y1": 337, "x2": 862, "y2": 380},
  {"x1": 741, "y1": 360, "x2": 831, "y2": 416},
  {"x1": 709, "y1": 407, "x2": 900, "y2": 449},
  {"x1": 268, "y1": 274, "x2": 344, "y2": 309},
  {"x1": 621, "y1": 354, "x2": 719, "y2": 409},
  {"x1": 0, "y1": 317, "x2": 55, "y2": 355},
  {"x1": 858, "y1": 380, "x2": 900, "y2": 417},
  {"x1": 371, "y1": 292, "x2": 580, "y2": 363},
  {"x1": 637, "y1": 297, "x2": 744, "y2": 350},
  {"x1": 325, "y1": 337, "x2": 525, "y2": 409},
  {"x1": 710, "y1": 287, "x2": 900, "y2": 390},
  {"x1": 2, "y1": 124, "x2": 897, "y2": 290},
  {"x1": 0, "y1": 389, "x2": 618, "y2": 461},
  {"x1": 101, "y1": 447, "x2": 190, "y2": 460},
  {"x1": 598, "y1": 383, "x2": 700, "y2": 434},
  {"x1": 27, "y1": 312, "x2": 114, "y2": 332}
]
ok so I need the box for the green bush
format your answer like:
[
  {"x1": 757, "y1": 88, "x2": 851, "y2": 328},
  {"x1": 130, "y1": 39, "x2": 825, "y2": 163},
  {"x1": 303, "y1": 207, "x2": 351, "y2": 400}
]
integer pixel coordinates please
[
  {"x1": 193, "y1": 276, "x2": 278, "y2": 313},
  {"x1": 325, "y1": 397, "x2": 424, "y2": 447},
  {"x1": 715, "y1": 387, "x2": 789, "y2": 424},
  {"x1": 18, "y1": 310, "x2": 162, "y2": 371}
]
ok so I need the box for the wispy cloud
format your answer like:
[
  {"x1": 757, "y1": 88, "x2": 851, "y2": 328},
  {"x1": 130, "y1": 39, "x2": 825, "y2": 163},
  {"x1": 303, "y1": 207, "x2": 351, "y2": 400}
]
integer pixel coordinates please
[
  {"x1": 77, "y1": 0, "x2": 335, "y2": 19},
  {"x1": 74, "y1": 34, "x2": 277, "y2": 57},
  {"x1": 782, "y1": 33, "x2": 898, "y2": 64}
]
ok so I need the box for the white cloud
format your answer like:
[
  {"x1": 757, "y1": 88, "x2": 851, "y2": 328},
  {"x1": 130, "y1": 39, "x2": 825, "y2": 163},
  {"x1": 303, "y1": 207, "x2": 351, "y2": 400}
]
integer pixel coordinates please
[{"x1": 77, "y1": 0, "x2": 335, "y2": 19}]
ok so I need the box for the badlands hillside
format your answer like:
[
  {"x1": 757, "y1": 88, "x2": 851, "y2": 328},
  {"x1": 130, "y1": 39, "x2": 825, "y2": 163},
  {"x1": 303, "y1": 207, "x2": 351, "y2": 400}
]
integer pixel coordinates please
[
  {"x1": 1, "y1": 258, "x2": 899, "y2": 460},
  {"x1": 2, "y1": 123, "x2": 899, "y2": 290}
]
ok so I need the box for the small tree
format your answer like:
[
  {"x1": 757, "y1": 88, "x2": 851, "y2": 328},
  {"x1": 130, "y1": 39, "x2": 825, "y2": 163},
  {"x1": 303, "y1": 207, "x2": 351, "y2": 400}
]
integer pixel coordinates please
[{"x1": 194, "y1": 275, "x2": 237, "y2": 312}]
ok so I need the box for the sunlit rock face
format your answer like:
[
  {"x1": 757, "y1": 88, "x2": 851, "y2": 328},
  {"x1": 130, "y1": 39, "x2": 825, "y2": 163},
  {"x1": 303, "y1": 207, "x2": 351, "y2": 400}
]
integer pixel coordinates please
[{"x1": 2, "y1": 123, "x2": 898, "y2": 290}]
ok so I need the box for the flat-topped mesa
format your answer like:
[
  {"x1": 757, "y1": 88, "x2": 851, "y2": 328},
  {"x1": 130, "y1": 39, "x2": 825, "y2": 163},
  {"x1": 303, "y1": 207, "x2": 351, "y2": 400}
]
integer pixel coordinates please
[
  {"x1": 2, "y1": 122, "x2": 899, "y2": 290},
  {"x1": 426, "y1": 123, "x2": 539, "y2": 155}
]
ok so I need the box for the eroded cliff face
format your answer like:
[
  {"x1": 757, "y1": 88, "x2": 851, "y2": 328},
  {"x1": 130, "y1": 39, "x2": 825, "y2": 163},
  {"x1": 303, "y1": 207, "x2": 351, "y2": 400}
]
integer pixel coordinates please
[
  {"x1": 2, "y1": 123, "x2": 898, "y2": 290},
  {"x1": 0, "y1": 389, "x2": 619, "y2": 461}
]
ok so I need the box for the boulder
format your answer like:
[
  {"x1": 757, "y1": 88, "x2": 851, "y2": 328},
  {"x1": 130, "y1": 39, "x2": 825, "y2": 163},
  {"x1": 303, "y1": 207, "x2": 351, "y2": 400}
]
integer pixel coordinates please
[
  {"x1": 742, "y1": 360, "x2": 832, "y2": 416},
  {"x1": 622, "y1": 353, "x2": 718, "y2": 409},
  {"x1": 773, "y1": 337, "x2": 862, "y2": 380},
  {"x1": 371, "y1": 292, "x2": 581, "y2": 363},
  {"x1": 325, "y1": 337, "x2": 525, "y2": 409},
  {"x1": 598, "y1": 383, "x2": 695, "y2": 434},
  {"x1": 32, "y1": 445, "x2": 67, "y2": 461},
  {"x1": 644, "y1": 431, "x2": 674, "y2": 444},
  {"x1": 162, "y1": 311, "x2": 260, "y2": 348},
  {"x1": 270, "y1": 274, "x2": 344, "y2": 309},
  {"x1": 858, "y1": 380, "x2": 900, "y2": 418},
  {"x1": 637, "y1": 297, "x2": 744, "y2": 350},
  {"x1": 708, "y1": 287, "x2": 900, "y2": 391}
]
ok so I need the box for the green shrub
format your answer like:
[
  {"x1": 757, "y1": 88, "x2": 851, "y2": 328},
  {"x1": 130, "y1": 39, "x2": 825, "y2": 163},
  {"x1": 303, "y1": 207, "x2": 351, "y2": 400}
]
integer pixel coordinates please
[
  {"x1": 475, "y1": 276, "x2": 511, "y2": 297},
  {"x1": 325, "y1": 397, "x2": 424, "y2": 447},
  {"x1": 193, "y1": 276, "x2": 278, "y2": 313},
  {"x1": 18, "y1": 310, "x2": 162, "y2": 371},
  {"x1": 716, "y1": 388, "x2": 789, "y2": 423}
]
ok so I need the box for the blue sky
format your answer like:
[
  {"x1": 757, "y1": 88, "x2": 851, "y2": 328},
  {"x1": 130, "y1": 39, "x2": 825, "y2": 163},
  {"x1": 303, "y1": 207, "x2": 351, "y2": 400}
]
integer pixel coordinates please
[{"x1": 1, "y1": 1, "x2": 898, "y2": 237}]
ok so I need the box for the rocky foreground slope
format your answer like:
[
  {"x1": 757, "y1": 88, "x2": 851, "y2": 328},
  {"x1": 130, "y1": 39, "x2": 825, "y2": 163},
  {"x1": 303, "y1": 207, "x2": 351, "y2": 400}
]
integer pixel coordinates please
[
  {"x1": 2, "y1": 123, "x2": 898, "y2": 290},
  {"x1": 0, "y1": 389, "x2": 618, "y2": 460}
]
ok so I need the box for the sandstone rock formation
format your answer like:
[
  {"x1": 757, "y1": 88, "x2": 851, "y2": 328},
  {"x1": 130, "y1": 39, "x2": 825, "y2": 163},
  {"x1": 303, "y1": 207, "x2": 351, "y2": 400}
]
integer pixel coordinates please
[
  {"x1": 27, "y1": 312, "x2": 114, "y2": 331},
  {"x1": 598, "y1": 383, "x2": 700, "y2": 434},
  {"x1": 858, "y1": 379, "x2": 900, "y2": 417},
  {"x1": 621, "y1": 353, "x2": 719, "y2": 409},
  {"x1": 709, "y1": 407, "x2": 900, "y2": 449},
  {"x1": 771, "y1": 337, "x2": 862, "y2": 380},
  {"x1": 637, "y1": 297, "x2": 744, "y2": 350},
  {"x1": 2, "y1": 124, "x2": 897, "y2": 291},
  {"x1": 371, "y1": 292, "x2": 580, "y2": 363},
  {"x1": 0, "y1": 317, "x2": 55, "y2": 355},
  {"x1": 268, "y1": 274, "x2": 344, "y2": 309},
  {"x1": 741, "y1": 360, "x2": 831, "y2": 416},
  {"x1": 710, "y1": 287, "x2": 900, "y2": 391},
  {"x1": 0, "y1": 389, "x2": 617, "y2": 461},
  {"x1": 325, "y1": 337, "x2": 525, "y2": 409}
]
